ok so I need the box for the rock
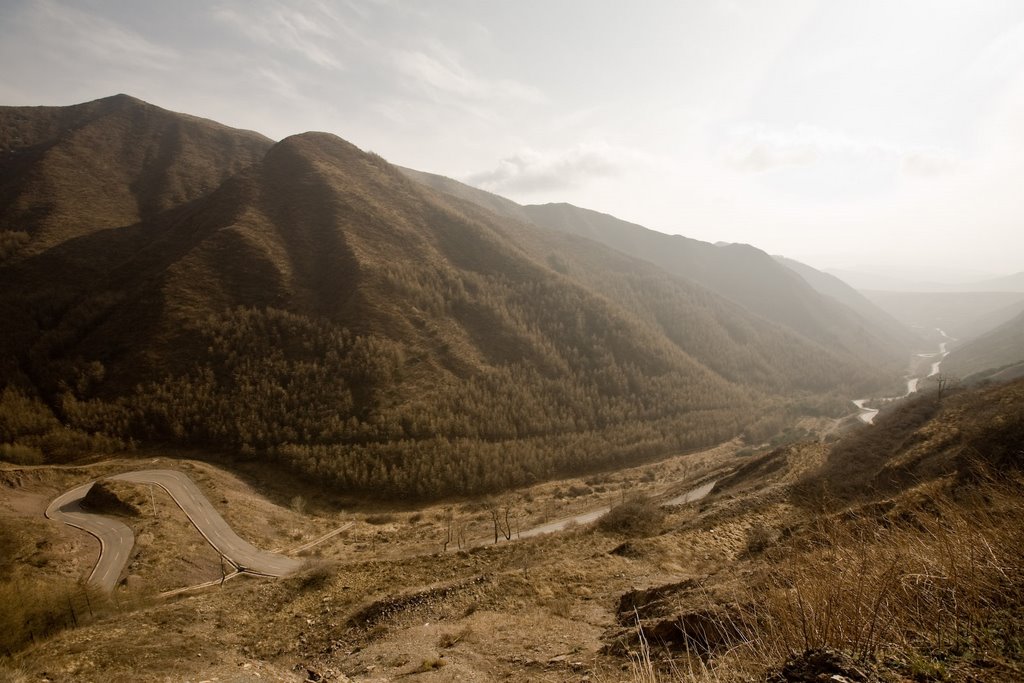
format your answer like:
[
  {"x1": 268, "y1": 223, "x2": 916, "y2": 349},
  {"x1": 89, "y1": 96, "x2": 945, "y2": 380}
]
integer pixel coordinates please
[
  {"x1": 616, "y1": 579, "x2": 700, "y2": 623},
  {"x1": 770, "y1": 649, "x2": 880, "y2": 683},
  {"x1": 604, "y1": 603, "x2": 746, "y2": 655}
]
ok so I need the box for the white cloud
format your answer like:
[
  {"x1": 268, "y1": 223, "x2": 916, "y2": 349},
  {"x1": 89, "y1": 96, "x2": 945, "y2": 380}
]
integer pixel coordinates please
[
  {"x1": 723, "y1": 122, "x2": 961, "y2": 177},
  {"x1": 466, "y1": 143, "x2": 651, "y2": 195},
  {"x1": 393, "y1": 45, "x2": 543, "y2": 104},
  {"x1": 213, "y1": 2, "x2": 348, "y2": 70},
  {"x1": 901, "y1": 149, "x2": 960, "y2": 177},
  {"x1": 32, "y1": 0, "x2": 179, "y2": 70}
]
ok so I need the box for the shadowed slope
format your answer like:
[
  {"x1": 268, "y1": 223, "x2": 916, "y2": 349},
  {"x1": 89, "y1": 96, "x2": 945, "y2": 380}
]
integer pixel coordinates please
[{"x1": 0, "y1": 94, "x2": 272, "y2": 256}]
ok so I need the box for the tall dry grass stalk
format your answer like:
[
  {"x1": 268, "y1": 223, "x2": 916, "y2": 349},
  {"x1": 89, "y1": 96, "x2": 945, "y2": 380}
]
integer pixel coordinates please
[
  {"x1": 753, "y1": 475, "x2": 1024, "y2": 664},
  {"x1": 626, "y1": 474, "x2": 1024, "y2": 681}
]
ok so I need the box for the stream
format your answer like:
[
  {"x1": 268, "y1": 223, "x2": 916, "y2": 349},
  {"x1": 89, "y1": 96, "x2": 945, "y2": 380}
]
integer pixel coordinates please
[{"x1": 853, "y1": 328, "x2": 951, "y2": 425}]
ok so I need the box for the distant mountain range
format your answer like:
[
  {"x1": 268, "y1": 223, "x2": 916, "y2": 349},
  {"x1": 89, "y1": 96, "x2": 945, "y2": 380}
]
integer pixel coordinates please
[
  {"x1": 946, "y1": 309, "x2": 1024, "y2": 382},
  {"x1": 401, "y1": 169, "x2": 917, "y2": 367},
  {"x1": 826, "y1": 267, "x2": 1024, "y2": 293},
  {"x1": 0, "y1": 95, "x2": 917, "y2": 496}
]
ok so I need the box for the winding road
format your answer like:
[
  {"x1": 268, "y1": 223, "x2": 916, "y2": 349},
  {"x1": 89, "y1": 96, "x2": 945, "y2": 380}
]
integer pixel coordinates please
[
  {"x1": 46, "y1": 469, "x2": 302, "y2": 592},
  {"x1": 45, "y1": 482, "x2": 135, "y2": 593}
]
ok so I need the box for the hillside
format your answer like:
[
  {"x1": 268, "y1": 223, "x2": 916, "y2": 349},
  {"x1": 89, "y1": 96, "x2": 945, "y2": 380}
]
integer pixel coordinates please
[
  {"x1": 6, "y1": 376, "x2": 1022, "y2": 682},
  {"x1": 0, "y1": 94, "x2": 272, "y2": 257},
  {"x1": 0, "y1": 96, "x2": 897, "y2": 499},
  {"x1": 944, "y1": 309, "x2": 1024, "y2": 381},
  {"x1": 399, "y1": 171, "x2": 913, "y2": 373},
  {"x1": 519, "y1": 204, "x2": 911, "y2": 369},
  {"x1": 959, "y1": 270, "x2": 1024, "y2": 292},
  {"x1": 772, "y1": 255, "x2": 920, "y2": 349},
  {"x1": 862, "y1": 290, "x2": 1024, "y2": 341}
]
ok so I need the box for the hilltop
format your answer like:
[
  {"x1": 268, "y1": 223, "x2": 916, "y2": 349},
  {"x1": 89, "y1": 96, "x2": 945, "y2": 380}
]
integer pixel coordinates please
[{"x1": 1, "y1": 96, "x2": 904, "y2": 498}]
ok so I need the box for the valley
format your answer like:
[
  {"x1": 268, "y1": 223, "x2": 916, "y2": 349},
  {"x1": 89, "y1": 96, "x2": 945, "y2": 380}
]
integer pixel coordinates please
[
  {"x1": 1, "y1": 93, "x2": 1022, "y2": 682},
  {"x1": 3, "y1": 377, "x2": 1023, "y2": 682}
]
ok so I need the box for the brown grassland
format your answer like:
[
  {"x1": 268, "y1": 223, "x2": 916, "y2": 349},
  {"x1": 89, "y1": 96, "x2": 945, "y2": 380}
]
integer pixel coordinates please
[{"x1": 0, "y1": 378, "x2": 1021, "y2": 681}]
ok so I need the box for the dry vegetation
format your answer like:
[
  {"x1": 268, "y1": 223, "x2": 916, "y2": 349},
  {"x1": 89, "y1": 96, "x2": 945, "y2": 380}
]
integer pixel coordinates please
[
  {"x1": 1, "y1": 378, "x2": 1018, "y2": 681},
  {"x1": 1, "y1": 98, "x2": 1020, "y2": 681}
]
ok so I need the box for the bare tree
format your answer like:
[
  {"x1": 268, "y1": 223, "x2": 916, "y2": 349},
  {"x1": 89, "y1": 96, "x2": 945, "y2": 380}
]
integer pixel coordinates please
[
  {"x1": 442, "y1": 507, "x2": 454, "y2": 553},
  {"x1": 932, "y1": 373, "x2": 958, "y2": 402},
  {"x1": 485, "y1": 499, "x2": 517, "y2": 543}
]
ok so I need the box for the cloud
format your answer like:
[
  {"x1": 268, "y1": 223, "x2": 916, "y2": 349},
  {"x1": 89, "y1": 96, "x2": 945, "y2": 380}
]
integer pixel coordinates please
[
  {"x1": 393, "y1": 46, "x2": 543, "y2": 104},
  {"x1": 466, "y1": 143, "x2": 650, "y2": 195},
  {"x1": 29, "y1": 0, "x2": 179, "y2": 70},
  {"x1": 212, "y1": 1, "x2": 349, "y2": 70},
  {"x1": 723, "y1": 122, "x2": 960, "y2": 177},
  {"x1": 901, "y1": 149, "x2": 960, "y2": 177}
]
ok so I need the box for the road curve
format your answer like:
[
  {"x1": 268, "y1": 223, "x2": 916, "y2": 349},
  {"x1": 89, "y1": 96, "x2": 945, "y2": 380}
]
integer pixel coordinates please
[
  {"x1": 47, "y1": 469, "x2": 302, "y2": 591},
  {"x1": 111, "y1": 470, "x2": 303, "y2": 577},
  {"x1": 45, "y1": 482, "x2": 135, "y2": 593}
]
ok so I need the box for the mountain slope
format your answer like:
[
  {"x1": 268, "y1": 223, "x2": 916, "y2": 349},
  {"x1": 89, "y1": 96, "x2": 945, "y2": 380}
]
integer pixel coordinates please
[
  {"x1": 1, "y1": 96, "x2": 894, "y2": 497},
  {"x1": 944, "y1": 309, "x2": 1024, "y2": 380},
  {"x1": 0, "y1": 93, "x2": 272, "y2": 257},
  {"x1": 959, "y1": 271, "x2": 1024, "y2": 293},
  {"x1": 773, "y1": 255, "x2": 919, "y2": 350},
  {"x1": 395, "y1": 171, "x2": 914, "y2": 372},
  {"x1": 519, "y1": 203, "x2": 911, "y2": 368},
  {"x1": 861, "y1": 290, "x2": 1024, "y2": 341}
]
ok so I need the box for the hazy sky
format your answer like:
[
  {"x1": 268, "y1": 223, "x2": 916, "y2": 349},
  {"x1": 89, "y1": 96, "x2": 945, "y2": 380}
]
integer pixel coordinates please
[{"x1": 2, "y1": 1, "x2": 1022, "y2": 275}]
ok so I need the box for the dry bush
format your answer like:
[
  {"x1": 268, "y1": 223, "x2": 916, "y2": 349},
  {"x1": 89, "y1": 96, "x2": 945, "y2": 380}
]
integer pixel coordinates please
[
  {"x1": 752, "y1": 477, "x2": 1024, "y2": 667},
  {"x1": 437, "y1": 625, "x2": 473, "y2": 648},
  {"x1": 364, "y1": 513, "x2": 395, "y2": 525},
  {"x1": 598, "y1": 495, "x2": 666, "y2": 537},
  {"x1": 0, "y1": 665, "x2": 31, "y2": 683},
  {"x1": 621, "y1": 476, "x2": 1024, "y2": 682},
  {"x1": 0, "y1": 443, "x2": 44, "y2": 465},
  {"x1": 291, "y1": 560, "x2": 336, "y2": 592}
]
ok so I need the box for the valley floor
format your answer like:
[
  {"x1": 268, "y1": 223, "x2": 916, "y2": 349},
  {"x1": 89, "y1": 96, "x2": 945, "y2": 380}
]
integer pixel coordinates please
[{"x1": 2, "y1": 380, "x2": 1023, "y2": 682}]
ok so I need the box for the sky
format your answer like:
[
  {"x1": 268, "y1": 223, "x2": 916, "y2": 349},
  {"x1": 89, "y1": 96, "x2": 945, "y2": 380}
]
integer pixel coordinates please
[{"x1": 1, "y1": 0, "x2": 1023, "y2": 277}]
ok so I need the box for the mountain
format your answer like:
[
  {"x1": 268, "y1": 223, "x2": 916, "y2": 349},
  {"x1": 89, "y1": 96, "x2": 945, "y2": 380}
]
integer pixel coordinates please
[
  {"x1": 0, "y1": 94, "x2": 272, "y2": 258},
  {"x1": 944, "y1": 310, "x2": 1024, "y2": 381},
  {"x1": 772, "y1": 255, "x2": 919, "y2": 349},
  {"x1": 398, "y1": 168, "x2": 913, "y2": 371},
  {"x1": 519, "y1": 203, "x2": 912, "y2": 369},
  {"x1": 396, "y1": 165, "x2": 532, "y2": 224},
  {"x1": 861, "y1": 290, "x2": 1024, "y2": 342},
  {"x1": 826, "y1": 267, "x2": 1024, "y2": 293},
  {"x1": 958, "y1": 271, "x2": 1024, "y2": 293},
  {"x1": 1, "y1": 96, "x2": 897, "y2": 498}
]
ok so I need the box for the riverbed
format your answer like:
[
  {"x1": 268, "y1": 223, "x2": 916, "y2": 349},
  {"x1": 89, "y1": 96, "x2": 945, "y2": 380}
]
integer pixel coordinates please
[{"x1": 853, "y1": 329, "x2": 949, "y2": 424}]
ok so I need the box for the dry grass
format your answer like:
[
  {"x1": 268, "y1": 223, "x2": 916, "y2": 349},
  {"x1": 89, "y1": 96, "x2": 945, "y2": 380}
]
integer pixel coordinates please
[
  {"x1": 624, "y1": 471, "x2": 1024, "y2": 681},
  {"x1": 760, "y1": 478, "x2": 1024, "y2": 659}
]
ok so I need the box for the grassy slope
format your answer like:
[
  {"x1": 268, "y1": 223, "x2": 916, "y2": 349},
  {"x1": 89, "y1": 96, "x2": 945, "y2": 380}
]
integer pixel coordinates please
[
  {"x1": 5, "y1": 378, "x2": 1022, "y2": 682},
  {"x1": 944, "y1": 309, "x2": 1024, "y2": 380}
]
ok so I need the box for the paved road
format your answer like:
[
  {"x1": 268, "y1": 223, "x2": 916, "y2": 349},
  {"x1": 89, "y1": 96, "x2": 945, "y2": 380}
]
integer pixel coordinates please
[
  {"x1": 47, "y1": 469, "x2": 302, "y2": 591},
  {"x1": 45, "y1": 482, "x2": 135, "y2": 593},
  {"x1": 512, "y1": 479, "x2": 717, "y2": 541},
  {"x1": 112, "y1": 470, "x2": 303, "y2": 577}
]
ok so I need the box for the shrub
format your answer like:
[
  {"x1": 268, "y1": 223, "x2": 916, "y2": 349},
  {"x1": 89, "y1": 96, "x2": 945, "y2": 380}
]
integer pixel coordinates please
[
  {"x1": 598, "y1": 495, "x2": 665, "y2": 537},
  {"x1": 0, "y1": 443, "x2": 44, "y2": 465}
]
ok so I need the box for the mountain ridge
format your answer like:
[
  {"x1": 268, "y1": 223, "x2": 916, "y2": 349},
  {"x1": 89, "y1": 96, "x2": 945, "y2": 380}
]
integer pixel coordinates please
[{"x1": 1, "y1": 95, "x2": 902, "y2": 496}]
